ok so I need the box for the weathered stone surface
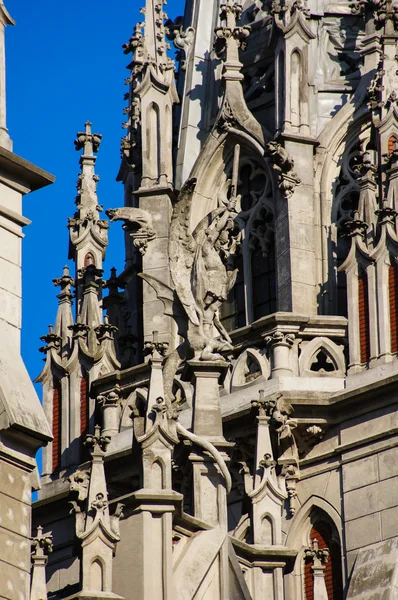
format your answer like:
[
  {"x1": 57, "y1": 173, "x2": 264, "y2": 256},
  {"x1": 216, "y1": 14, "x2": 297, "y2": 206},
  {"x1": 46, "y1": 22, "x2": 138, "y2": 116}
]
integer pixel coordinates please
[
  {"x1": 345, "y1": 514, "x2": 382, "y2": 552},
  {"x1": 343, "y1": 456, "x2": 378, "y2": 492},
  {"x1": 347, "y1": 538, "x2": 398, "y2": 599}
]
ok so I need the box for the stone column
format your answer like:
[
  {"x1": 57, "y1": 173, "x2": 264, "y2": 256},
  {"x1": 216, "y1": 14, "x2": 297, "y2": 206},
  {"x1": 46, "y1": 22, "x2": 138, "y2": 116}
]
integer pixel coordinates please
[
  {"x1": 136, "y1": 188, "x2": 177, "y2": 350},
  {"x1": 98, "y1": 391, "x2": 120, "y2": 437},
  {"x1": 264, "y1": 330, "x2": 295, "y2": 378},
  {"x1": 184, "y1": 360, "x2": 232, "y2": 598},
  {"x1": 273, "y1": 138, "x2": 317, "y2": 314},
  {"x1": 0, "y1": 5, "x2": 14, "y2": 150}
]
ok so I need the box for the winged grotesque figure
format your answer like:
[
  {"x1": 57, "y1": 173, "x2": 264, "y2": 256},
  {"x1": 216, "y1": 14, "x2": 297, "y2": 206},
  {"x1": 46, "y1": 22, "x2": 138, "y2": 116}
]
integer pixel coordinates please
[{"x1": 142, "y1": 145, "x2": 243, "y2": 366}]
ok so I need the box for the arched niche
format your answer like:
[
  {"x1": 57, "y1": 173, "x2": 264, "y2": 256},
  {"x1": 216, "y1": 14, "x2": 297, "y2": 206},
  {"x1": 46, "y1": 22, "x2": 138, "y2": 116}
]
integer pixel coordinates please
[
  {"x1": 260, "y1": 513, "x2": 275, "y2": 546},
  {"x1": 90, "y1": 557, "x2": 105, "y2": 592},
  {"x1": 299, "y1": 337, "x2": 345, "y2": 378},
  {"x1": 120, "y1": 388, "x2": 148, "y2": 430},
  {"x1": 230, "y1": 348, "x2": 270, "y2": 392},
  {"x1": 285, "y1": 497, "x2": 344, "y2": 600}
]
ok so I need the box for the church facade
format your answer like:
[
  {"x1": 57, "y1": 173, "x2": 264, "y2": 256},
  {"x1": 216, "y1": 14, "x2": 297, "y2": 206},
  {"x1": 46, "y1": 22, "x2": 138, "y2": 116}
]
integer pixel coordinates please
[{"x1": 20, "y1": 0, "x2": 398, "y2": 598}]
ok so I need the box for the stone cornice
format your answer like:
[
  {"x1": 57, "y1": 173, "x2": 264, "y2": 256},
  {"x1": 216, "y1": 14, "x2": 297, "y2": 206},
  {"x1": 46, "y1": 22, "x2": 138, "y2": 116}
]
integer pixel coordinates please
[{"x1": 0, "y1": 146, "x2": 55, "y2": 192}]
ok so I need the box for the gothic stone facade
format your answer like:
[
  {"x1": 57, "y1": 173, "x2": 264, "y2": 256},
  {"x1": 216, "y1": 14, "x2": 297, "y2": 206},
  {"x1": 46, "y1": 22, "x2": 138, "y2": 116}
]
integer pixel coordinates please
[{"x1": 27, "y1": 0, "x2": 398, "y2": 599}]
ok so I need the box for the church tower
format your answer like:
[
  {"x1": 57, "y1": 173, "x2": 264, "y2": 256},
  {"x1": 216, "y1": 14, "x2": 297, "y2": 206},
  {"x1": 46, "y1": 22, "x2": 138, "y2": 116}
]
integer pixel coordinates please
[{"x1": 31, "y1": 0, "x2": 398, "y2": 599}]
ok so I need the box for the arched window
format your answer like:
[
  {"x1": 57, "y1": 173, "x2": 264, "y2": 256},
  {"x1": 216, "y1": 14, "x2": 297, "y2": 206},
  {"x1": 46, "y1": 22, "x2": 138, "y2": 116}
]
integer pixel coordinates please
[
  {"x1": 251, "y1": 241, "x2": 277, "y2": 321},
  {"x1": 389, "y1": 255, "x2": 398, "y2": 353},
  {"x1": 304, "y1": 520, "x2": 343, "y2": 600},
  {"x1": 358, "y1": 269, "x2": 370, "y2": 364},
  {"x1": 220, "y1": 157, "x2": 276, "y2": 331},
  {"x1": 84, "y1": 252, "x2": 95, "y2": 267},
  {"x1": 52, "y1": 379, "x2": 62, "y2": 472},
  {"x1": 147, "y1": 102, "x2": 161, "y2": 182},
  {"x1": 333, "y1": 142, "x2": 361, "y2": 316},
  {"x1": 80, "y1": 372, "x2": 90, "y2": 437},
  {"x1": 388, "y1": 135, "x2": 397, "y2": 154},
  {"x1": 291, "y1": 50, "x2": 301, "y2": 128}
]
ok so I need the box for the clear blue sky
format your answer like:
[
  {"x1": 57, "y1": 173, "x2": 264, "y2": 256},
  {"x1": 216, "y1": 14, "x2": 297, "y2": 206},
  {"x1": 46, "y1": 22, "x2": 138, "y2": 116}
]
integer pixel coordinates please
[{"x1": 5, "y1": 0, "x2": 184, "y2": 387}]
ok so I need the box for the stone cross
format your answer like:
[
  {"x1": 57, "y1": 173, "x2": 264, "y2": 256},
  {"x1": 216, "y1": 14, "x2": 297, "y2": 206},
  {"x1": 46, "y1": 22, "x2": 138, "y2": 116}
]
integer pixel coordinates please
[{"x1": 74, "y1": 120, "x2": 102, "y2": 156}]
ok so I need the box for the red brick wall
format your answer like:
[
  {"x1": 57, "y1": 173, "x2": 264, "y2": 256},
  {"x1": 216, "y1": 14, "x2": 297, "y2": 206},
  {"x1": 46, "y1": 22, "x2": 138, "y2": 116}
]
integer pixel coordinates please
[{"x1": 52, "y1": 379, "x2": 62, "y2": 471}]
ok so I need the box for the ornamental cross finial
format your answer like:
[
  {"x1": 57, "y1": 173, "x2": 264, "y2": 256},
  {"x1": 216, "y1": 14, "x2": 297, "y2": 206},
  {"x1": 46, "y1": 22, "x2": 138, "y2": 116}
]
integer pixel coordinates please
[
  {"x1": 304, "y1": 538, "x2": 330, "y2": 566},
  {"x1": 31, "y1": 526, "x2": 53, "y2": 557},
  {"x1": 144, "y1": 329, "x2": 169, "y2": 359},
  {"x1": 85, "y1": 424, "x2": 111, "y2": 455},
  {"x1": 74, "y1": 121, "x2": 102, "y2": 156}
]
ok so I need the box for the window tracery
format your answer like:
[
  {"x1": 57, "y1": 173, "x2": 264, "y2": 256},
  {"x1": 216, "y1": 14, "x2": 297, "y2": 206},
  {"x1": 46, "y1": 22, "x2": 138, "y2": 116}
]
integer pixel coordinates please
[{"x1": 220, "y1": 156, "x2": 276, "y2": 330}]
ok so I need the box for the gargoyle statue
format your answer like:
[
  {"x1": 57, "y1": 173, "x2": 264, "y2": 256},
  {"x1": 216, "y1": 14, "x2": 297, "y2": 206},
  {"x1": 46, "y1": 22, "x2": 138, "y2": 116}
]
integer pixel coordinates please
[
  {"x1": 141, "y1": 145, "x2": 242, "y2": 365},
  {"x1": 106, "y1": 207, "x2": 155, "y2": 255}
]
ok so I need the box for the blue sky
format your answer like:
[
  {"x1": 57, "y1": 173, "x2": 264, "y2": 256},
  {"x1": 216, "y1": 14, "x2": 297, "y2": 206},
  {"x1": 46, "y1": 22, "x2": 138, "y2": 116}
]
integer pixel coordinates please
[{"x1": 5, "y1": 0, "x2": 184, "y2": 386}]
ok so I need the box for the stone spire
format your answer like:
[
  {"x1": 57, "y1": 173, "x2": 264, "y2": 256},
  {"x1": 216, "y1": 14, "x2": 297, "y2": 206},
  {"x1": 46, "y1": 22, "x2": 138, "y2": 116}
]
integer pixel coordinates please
[
  {"x1": 68, "y1": 427, "x2": 124, "y2": 599},
  {"x1": 0, "y1": 2, "x2": 14, "y2": 150},
  {"x1": 121, "y1": 0, "x2": 179, "y2": 190},
  {"x1": 68, "y1": 121, "x2": 109, "y2": 314},
  {"x1": 52, "y1": 266, "x2": 75, "y2": 360}
]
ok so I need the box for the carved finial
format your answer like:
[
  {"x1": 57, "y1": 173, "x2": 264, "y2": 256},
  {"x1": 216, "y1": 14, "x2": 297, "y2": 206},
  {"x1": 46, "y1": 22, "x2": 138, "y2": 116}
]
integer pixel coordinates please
[
  {"x1": 215, "y1": 2, "x2": 251, "y2": 76},
  {"x1": 32, "y1": 526, "x2": 53, "y2": 556},
  {"x1": 85, "y1": 424, "x2": 111, "y2": 454},
  {"x1": 39, "y1": 323, "x2": 61, "y2": 353},
  {"x1": 251, "y1": 389, "x2": 280, "y2": 417},
  {"x1": 31, "y1": 526, "x2": 53, "y2": 600},
  {"x1": 304, "y1": 538, "x2": 330, "y2": 565},
  {"x1": 144, "y1": 330, "x2": 169, "y2": 359},
  {"x1": 53, "y1": 266, "x2": 75, "y2": 301},
  {"x1": 74, "y1": 121, "x2": 102, "y2": 156}
]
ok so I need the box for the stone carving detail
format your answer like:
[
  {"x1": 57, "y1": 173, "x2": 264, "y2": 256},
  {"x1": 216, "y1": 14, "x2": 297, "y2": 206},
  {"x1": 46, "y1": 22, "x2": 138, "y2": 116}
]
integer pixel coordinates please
[
  {"x1": 31, "y1": 526, "x2": 53, "y2": 556},
  {"x1": 30, "y1": 526, "x2": 54, "y2": 600},
  {"x1": 142, "y1": 146, "x2": 243, "y2": 363},
  {"x1": 268, "y1": 395, "x2": 300, "y2": 517},
  {"x1": 165, "y1": 17, "x2": 195, "y2": 70},
  {"x1": 215, "y1": 2, "x2": 251, "y2": 57},
  {"x1": 264, "y1": 142, "x2": 301, "y2": 198},
  {"x1": 68, "y1": 470, "x2": 90, "y2": 503},
  {"x1": 304, "y1": 538, "x2": 329, "y2": 564},
  {"x1": 106, "y1": 207, "x2": 156, "y2": 255},
  {"x1": 69, "y1": 426, "x2": 123, "y2": 596}
]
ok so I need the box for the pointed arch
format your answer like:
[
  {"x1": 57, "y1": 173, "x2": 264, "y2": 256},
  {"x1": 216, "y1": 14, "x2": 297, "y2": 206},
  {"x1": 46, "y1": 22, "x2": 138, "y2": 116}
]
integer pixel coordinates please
[
  {"x1": 286, "y1": 497, "x2": 344, "y2": 600},
  {"x1": 230, "y1": 348, "x2": 270, "y2": 392},
  {"x1": 290, "y1": 49, "x2": 302, "y2": 129},
  {"x1": 299, "y1": 337, "x2": 345, "y2": 378},
  {"x1": 389, "y1": 254, "x2": 398, "y2": 353},
  {"x1": 52, "y1": 378, "x2": 62, "y2": 472},
  {"x1": 260, "y1": 513, "x2": 275, "y2": 546},
  {"x1": 84, "y1": 252, "x2": 96, "y2": 267},
  {"x1": 358, "y1": 267, "x2": 370, "y2": 364},
  {"x1": 90, "y1": 557, "x2": 104, "y2": 591},
  {"x1": 80, "y1": 370, "x2": 90, "y2": 437},
  {"x1": 146, "y1": 101, "x2": 161, "y2": 182}
]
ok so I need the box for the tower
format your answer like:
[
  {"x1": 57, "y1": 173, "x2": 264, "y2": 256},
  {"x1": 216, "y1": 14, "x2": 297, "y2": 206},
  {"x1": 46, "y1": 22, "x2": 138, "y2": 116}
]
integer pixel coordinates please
[
  {"x1": 29, "y1": 0, "x2": 398, "y2": 599},
  {"x1": 37, "y1": 123, "x2": 118, "y2": 478}
]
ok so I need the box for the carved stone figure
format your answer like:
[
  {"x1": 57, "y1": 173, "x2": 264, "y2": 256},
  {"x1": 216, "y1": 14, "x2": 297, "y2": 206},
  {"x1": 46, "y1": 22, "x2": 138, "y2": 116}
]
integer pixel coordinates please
[
  {"x1": 106, "y1": 207, "x2": 155, "y2": 255},
  {"x1": 142, "y1": 164, "x2": 242, "y2": 363}
]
